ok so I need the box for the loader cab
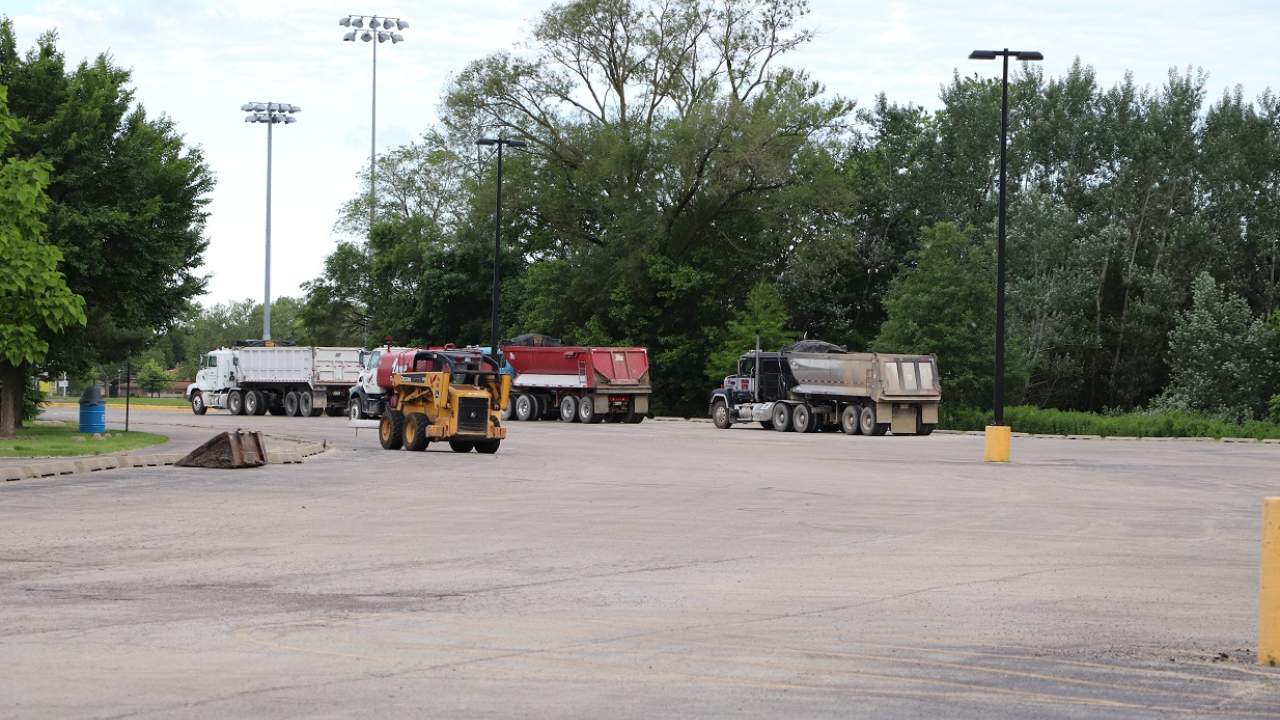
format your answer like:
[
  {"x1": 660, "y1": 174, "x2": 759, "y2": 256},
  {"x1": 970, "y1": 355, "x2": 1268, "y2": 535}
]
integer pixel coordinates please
[{"x1": 725, "y1": 351, "x2": 788, "y2": 403}]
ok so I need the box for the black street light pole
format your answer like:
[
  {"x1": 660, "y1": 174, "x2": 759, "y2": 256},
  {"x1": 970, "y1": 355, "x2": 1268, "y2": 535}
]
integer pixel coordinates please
[
  {"x1": 476, "y1": 137, "x2": 527, "y2": 364},
  {"x1": 969, "y1": 48, "x2": 1041, "y2": 427}
]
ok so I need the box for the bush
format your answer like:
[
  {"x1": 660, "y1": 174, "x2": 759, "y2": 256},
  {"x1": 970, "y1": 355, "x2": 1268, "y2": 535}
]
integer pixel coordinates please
[
  {"x1": 22, "y1": 377, "x2": 44, "y2": 422},
  {"x1": 939, "y1": 404, "x2": 1280, "y2": 440}
]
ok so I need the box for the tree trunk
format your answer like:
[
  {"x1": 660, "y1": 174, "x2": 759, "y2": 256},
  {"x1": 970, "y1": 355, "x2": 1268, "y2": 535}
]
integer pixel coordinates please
[{"x1": 0, "y1": 362, "x2": 21, "y2": 439}]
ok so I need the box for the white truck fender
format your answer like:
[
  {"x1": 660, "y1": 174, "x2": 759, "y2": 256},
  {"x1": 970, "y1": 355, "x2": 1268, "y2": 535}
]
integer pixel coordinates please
[{"x1": 185, "y1": 383, "x2": 197, "y2": 400}]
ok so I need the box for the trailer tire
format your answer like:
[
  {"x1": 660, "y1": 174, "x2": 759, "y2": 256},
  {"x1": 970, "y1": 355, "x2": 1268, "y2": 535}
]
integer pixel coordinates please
[
  {"x1": 559, "y1": 395, "x2": 579, "y2": 422},
  {"x1": 190, "y1": 391, "x2": 207, "y2": 415},
  {"x1": 227, "y1": 390, "x2": 244, "y2": 416},
  {"x1": 771, "y1": 403, "x2": 792, "y2": 432},
  {"x1": 859, "y1": 405, "x2": 888, "y2": 436},
  {"x1": 514, "y1": 394, "x2": 537, "y2": 421},
  {"x1": 268, "y1": 400, "x2": 286, "y2": 416},
  {"x1": 792, "y1": 403, "x2": 817, "y2": 433},
  {"x1": 404, "y1": 413, "x2": 429, "y2": 451},
  {"x1": 284, "y1": 391, "x2": 299, "y2": 417},
  {"x1": 299, "y1": 391, "x2": 318, "y2": 417},
  {"x1": 841, "y1": 405, "x2": 861, "y2": 435},
  {"x1": 918, "y1": 424, "x2": 936, "y2": 436},
  {"x1": 625, "y1": 413, "x2": 644, "y2": 424},
  {"x1": 712, "y1": 400, "x2": 733, "y2": 429},
  {"x1": 578, "y1": 397, "x2": 600, "y2": 424},
  {"x1": 474, "y1": 439, "x2": 501, "y2": 454},
  {"x1": 244, "y1": 390, "x2": 264, "y2": 416},
  {"x1": 379, "y1": 411, "x2": 405, "y2": 450},
  {"x1": 449, "y1": 440, "x2": 474, "y2": 453}
]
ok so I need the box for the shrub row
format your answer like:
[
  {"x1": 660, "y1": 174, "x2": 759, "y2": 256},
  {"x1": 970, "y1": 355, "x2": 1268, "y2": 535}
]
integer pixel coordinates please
[{"x1": 939, "y1": 405, "x2": 1280, "y2": 440}]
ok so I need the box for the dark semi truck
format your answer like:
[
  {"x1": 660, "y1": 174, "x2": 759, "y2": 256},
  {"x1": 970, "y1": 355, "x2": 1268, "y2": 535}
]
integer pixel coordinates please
[{"x1": 708, "y1": 340, "x2": 941, "y2": 436}]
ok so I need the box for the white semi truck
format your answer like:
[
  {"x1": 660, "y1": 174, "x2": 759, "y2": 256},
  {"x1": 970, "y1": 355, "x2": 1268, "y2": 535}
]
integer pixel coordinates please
[{"x1": 186, "y1": 345, "x2": 365, "y2": 417}]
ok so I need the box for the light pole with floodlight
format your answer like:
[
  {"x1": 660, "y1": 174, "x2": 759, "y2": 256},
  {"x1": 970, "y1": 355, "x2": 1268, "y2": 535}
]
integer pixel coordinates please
[
  {"x1": 476, "y1": 137, "x2": 527, "y2": 363},
  {"x1": 241, "y1": 101, "x2": 301, "y2": 342},
  {"x1": 340, "y1": 14, "x2": 407, "y2": 234},
  {"x1": 969, "y1": 48, "x2": 1041, "y2": 461}
]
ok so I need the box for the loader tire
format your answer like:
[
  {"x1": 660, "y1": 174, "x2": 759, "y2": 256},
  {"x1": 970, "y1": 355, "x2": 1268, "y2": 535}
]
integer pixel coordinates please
[
  {"x1": 449, "y1": 440, "x2": 474, "y2": 453},
  {"x1": 379, "y1": 410, "x2": 405, "y2": 450},
  {"x1": 474, "y1": 439, "x2": 501, "y2": 454},
  {"x1": 404, "y1": 413, "x2": 429, "y2": 451}
]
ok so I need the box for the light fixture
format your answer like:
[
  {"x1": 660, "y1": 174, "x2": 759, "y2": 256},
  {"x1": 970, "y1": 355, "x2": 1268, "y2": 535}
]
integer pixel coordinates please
[
  {"x1": 378, "y1": 31, "x2": 389, "y2": 43},
  {"x1": 391, "y1": 33, "x2": 403, "y2": 43},
  {"x1": 382, "y1": 18, "x2": 393, "y2": 29},
  {"x1": 396, "y1": 19, "x2": 408, "y2": 30},
  {"x1": 352, "y1": 17, "x2": 363, "y2": 28},
  {"x1": 343, "y1": 30, "x2": 356, "y2": 41},
  {"x1": 361, "y1": 31, "x2": 372, "y2": 41},
  {"x1": 339, "y1": 16, "x2": 351, "y2": 27}
]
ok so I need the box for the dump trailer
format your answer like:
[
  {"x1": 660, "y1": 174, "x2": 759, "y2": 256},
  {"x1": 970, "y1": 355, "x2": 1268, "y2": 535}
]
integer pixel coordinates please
[
  {"x1": 501, "y1": 335, "x2": 650, "y2": 424},
  {"x1": 186, "y1": 345, "x2": 364, "y2": 417},
  {"x1": 708, "y1": 341, "x2": 941, "y2": 436},
  {"x1": 377, "y1": 348, "x2": 511, "y2": 454}
]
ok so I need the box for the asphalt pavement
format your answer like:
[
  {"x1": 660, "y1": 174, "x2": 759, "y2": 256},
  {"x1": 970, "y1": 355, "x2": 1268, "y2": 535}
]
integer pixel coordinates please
[{"x1": 3, "y1": 406, "x2": 1280, "y2": 718}]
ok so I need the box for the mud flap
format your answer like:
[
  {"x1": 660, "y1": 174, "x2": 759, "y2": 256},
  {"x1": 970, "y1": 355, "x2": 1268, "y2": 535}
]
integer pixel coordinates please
[
  {"x1": 891, "y1": 404, "x2": 918, "y2": 435},
  {"x1": 175, "y1": 430, "x2": 269, "y2": 468}
]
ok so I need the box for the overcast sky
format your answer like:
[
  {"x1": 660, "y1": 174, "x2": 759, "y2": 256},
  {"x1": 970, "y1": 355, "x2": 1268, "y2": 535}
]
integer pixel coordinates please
[{"x1": 7, "y1": 1, "x2": 1278, "y2": 307}]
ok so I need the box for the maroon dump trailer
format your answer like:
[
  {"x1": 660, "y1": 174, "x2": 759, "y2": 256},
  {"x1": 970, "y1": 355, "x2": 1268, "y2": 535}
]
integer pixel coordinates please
[{"x1": 502, "y1": 338, "x2": 650, "y2": 424}]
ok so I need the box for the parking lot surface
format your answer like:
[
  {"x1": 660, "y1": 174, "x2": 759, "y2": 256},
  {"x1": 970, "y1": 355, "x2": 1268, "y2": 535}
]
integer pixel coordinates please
[{"x1": 3, "y1": 407, "x2": 1280, "y2": 718}]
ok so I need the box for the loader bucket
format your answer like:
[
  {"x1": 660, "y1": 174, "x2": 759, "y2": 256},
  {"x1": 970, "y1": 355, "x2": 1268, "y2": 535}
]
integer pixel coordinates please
[{"x1": 175, "y1": 430, "x2": 269, "y2": 469}]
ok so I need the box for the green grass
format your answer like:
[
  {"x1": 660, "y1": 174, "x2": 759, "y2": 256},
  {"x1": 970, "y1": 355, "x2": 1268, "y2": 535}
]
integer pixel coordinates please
[
  {"x1": 47, "y1": 396, "x2": 189, "y2": 407},
  {"x1": 940, "y1": 405, "x2": 1280, "y2": 440},
  {"x1": 0, "y1": 422, "x2": 168, "y2": 457}
]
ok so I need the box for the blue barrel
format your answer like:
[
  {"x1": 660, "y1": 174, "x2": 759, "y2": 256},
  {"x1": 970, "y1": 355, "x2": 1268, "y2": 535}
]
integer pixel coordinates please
[{"x1": 79, "y1": 385, "x2": 106, "y2": 434}]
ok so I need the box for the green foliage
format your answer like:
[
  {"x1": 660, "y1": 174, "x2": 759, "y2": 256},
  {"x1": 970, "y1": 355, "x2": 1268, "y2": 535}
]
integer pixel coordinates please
[
  {"x1": 1270, "y1": 394, "x2": 1280, "y2": 424},
  {"x1": 136, "y1": 358, "x2": 171, "y2": 396},
  {"x1": 875, "y1": 222, "x2": 1011, "y2": 407},
  {"x1": 0, "y1": 18, "x2": 213, "y2": 375},
  {"x1": 705, "y1": 283, "x2": 797, "y2": 381},
  {"x1": 1157, "y1": 273, "x2": 1273, "y2": 422},
  {"x1": 940, "y1": 405, "x2": 1280, "y2": 440}
]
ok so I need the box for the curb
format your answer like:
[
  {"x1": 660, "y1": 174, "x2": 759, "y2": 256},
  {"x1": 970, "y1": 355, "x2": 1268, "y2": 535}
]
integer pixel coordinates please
[{"x1": 2, "y1": 438, "x2": 328, "y2": 483}]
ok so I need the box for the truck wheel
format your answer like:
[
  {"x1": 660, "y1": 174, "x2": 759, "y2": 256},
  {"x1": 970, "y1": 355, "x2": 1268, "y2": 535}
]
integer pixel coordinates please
[
  {"x1": 349, "y1": 398, "x2": 364, "y2": 421},
  {"x1": 918, "y1": 424, "x2": 936, "y2": 436},
  {"x1": 299, "y1": 391, "x2": 320, "y2": 417},
  {"x1": 712, "y1": 400, "x2": 733, "y2": 429},
  {"x1": 624, "y1": 413, "x2": 644, "y2": 424},
  {"x1": 771, "y1": 403, "x2": 792, "y2": 432},
  {"x1": 379, "y1": 411, "x2": 404, "y2": 450},
  {"x1": 227, "y1": 390, "x2": 244, "y2": 416},
  {"x1": 559, "y1": 395, "x2": 579, "y2": 422},
  {"x1": 860, "y1": 405, "x2": 889, "y2": 436},
  {"x1": 841, "y1": 405, "x2": 861, "y2": 435},
  {"x1": 759, "y1": 421, "x2": 774, "y2": 430},
  {"x1": 514, "y1": 394, "x2": 537, "y2": 421},
  {"x1": 474, "y1": 439, "x2": 501, "y2": 454},
  {"x1": 284, "y1": 391, "x2": 299, "y2": 417},
  {"x1": 449, "y1": 440, "x2": 475, "y2": 453},
  {"x1": 578, "y1": 397, "x2": 600, "y2": 424},
  {"x1": 268, "y1": 400, "x2": 286, "y2": 416},
  {"x1": 190, "y1": 391, "x2": 207, "y2": 416},
  {"x1": 792, "y1": 403, "x2": 816, "y2": 433},
  {"x1": 244, "y1": 390, "x2": 263, "y2": 416},
  {"x1": 404, "y1": 413, "x2": 429, "y2": 451}
]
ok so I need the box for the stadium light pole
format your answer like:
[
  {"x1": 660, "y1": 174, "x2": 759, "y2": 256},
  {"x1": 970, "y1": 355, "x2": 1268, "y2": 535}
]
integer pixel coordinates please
[
  {"x1": 476, "y1": 137, "x2": 527, "y2": 363},
  {"x1": 241, "y1": 102, "x2": 301, "y2": 341},
  {"x1": 340, "y1": 14, "x2": 408, "y2": 234},
  {"x1": 969, "y1": 48, "x2": 1041, "y2": 459}
]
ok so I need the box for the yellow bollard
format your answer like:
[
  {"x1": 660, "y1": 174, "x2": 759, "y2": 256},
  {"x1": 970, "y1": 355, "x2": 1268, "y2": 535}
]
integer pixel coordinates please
[
  {"x1": 1261, "y1": 497, "x2": 1280, "y2": 665},
  {"x1": 984, "y1": 425, "x2": 1011, "y2": 463}
]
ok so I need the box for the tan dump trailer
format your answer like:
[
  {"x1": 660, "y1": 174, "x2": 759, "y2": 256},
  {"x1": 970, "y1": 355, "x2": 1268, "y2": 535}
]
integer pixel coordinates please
[{"x1": 709, "y1": 341, "x2": 941, "y2": 436}]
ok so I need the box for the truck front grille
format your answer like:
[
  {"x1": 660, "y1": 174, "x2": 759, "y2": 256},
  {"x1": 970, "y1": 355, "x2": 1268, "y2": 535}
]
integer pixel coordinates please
[{"x1": 457, "y1": 396, "x2": 489, "y2": 435}]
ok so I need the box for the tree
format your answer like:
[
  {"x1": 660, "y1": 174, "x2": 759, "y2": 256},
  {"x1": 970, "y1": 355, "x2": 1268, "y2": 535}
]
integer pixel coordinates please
[
  {"x1": 137, "y1": 358, "x2": 171, "y2": 396},
  {"x1": 0, "y1": 85, "x2": 86, "y2": 437},
  {"x1": 1157, "y1": 273, "x2": 1274, "y2": 421},
  {"x1": 874, "y1": 222, "x2": 1004, "y2": 409},
  {"x1": 0, "y1": 19, "x2": 214, "y2": 377},
  {"x1": 705, "y1": 283, "x2": 797, "y2": 381}
]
